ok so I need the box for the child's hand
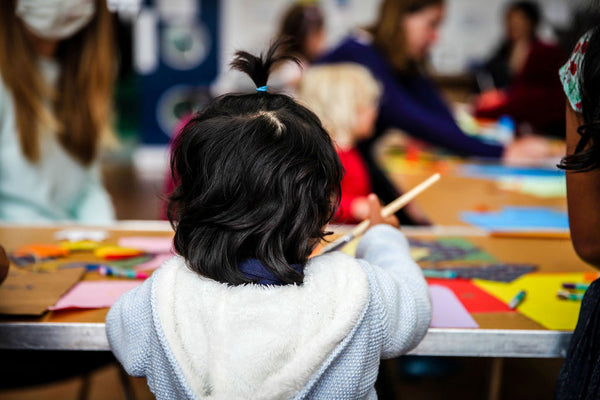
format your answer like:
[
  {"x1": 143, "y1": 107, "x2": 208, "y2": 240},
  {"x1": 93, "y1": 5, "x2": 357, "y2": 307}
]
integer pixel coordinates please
[
  {"x1": 351, "y1": 197, "x2": 371, "y2": 221},
  {"x1": 367, "y1": 194, "x2": 400, "y2": 228}
]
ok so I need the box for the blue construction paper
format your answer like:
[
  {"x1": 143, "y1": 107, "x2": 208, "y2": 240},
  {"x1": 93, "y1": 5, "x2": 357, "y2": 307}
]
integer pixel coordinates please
[
  {"x1": 460, "y1": 164, "x2": 565, "y2": 180},
  {"x1": 461, "y1": 207, "x2": 569, "y2": 231}
]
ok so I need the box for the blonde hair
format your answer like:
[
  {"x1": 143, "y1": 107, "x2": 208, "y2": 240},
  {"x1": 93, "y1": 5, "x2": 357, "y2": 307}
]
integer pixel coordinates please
[
  {"x1": 0, "y1": 0, "x2": 116, "y2": 165},
  {"x1": 299, "y1": 63, "x2": 381, "y2": 149}
]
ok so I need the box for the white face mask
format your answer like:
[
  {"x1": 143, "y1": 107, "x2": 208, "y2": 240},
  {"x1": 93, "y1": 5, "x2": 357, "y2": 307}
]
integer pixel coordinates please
[{"x1": 16, "y1": 0, "x2": 96, "y2": 40}]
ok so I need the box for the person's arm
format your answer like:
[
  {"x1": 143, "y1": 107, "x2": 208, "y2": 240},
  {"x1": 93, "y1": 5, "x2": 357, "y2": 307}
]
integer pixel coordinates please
[
  {"x1": 355, "y1": 224, "x2": 431, "y2": 357},
  {"x1": 565, "y1": 106, "x2": 600, "y2": 267},
  {"x1": 317, "y1": 39, "x2": 504, "y2": 157},
  {"x1": 378, "y1": 77, "x2": 504, "y2": 158},
  {"x1": 105, "y1": 274, "x2": 155, "y2": 376}
]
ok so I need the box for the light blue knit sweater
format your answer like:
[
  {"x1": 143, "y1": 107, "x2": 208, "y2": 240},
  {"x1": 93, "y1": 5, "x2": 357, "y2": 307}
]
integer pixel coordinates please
[{"x1": 106, "y1": 225, "x2": 431, "y2": 399}]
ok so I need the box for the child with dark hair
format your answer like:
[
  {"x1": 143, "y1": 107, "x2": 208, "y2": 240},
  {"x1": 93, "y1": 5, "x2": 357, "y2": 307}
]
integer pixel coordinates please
[
  {"x1": 555, "y1": 26, "x2": 600, "y2": 399},
  {"x1": 106, "y1": 42, "x2": 431, "y2": 399}
]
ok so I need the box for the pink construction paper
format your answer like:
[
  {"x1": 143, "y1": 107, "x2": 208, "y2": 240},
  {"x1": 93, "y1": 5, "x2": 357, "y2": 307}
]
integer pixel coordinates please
[
  {"x1": 49, "y1": 281, "x2": 142, "y2": 310},
  {"x1": 133, "y1": 253, "x2": 173, "y2": 271},
  {"x1": 117, "y1": 236, "x2": 174, "y2": 254},
  {"x1": 429, "y1": 284, "x2": 479, "y2": 328}
]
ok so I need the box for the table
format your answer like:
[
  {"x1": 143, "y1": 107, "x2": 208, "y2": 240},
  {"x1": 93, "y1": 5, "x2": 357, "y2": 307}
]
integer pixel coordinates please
[{"x1": 0, "y1": 215, "x2": 592, "y2": 359}]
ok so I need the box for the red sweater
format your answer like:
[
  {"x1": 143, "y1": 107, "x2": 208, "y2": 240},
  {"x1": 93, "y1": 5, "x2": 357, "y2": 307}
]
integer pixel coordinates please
[
  {"x1": 334, "y1": 147, "x2": 372, "y2": 224},
  {"x1": 476, "y1": 39, "x2": 565, "y2": 134}
]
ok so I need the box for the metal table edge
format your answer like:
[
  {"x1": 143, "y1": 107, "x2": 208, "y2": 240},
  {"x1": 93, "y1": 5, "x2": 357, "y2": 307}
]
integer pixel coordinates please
[{"x1": 0, "y1": 323, "x2": 573, "y2": 357}]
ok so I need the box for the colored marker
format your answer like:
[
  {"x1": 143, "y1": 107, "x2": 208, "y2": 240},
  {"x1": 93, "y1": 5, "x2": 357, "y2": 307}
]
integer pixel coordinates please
[
  {"x1": 508, "y1": 290, "x2": 527, "y2": 309},
  {"x1": 561, "y1": 282, "x2": 590, "y2": 291},
  {"x1": 557, "y1": 290, "x2": 584, "y2": 301},
  {"x1": 422, "y1": 269, "x2": 457, "y2": 279},
  {"x1": 98, "y1": 265, "x2": 149, "y2": 280}
]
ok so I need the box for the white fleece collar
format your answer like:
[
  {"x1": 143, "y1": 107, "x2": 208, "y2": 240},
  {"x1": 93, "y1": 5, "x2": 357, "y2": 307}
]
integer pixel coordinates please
[{"x1": 153, "y1": 253, "x2": 369, "y2": 400}]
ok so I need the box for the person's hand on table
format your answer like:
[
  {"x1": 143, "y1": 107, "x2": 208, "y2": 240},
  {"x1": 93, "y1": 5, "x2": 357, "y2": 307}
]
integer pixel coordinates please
[
  {"x1": 502, "y1": 135, "x2": 554, "y2": 166},
  {"x1": 367, "y1": 194, "x2": 400, "y2": 228},
  {"x1": 475, "y1": 89, "x2": 508, "y2": 112}
]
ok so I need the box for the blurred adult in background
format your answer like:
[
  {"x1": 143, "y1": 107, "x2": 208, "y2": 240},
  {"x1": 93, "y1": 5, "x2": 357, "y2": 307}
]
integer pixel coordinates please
[
  {"x1": 270, "y1": 3, "x2": 326, "y2": 94},
  {"x1": 475, "y1": 1, "x2": 565, "y2": 136},
  {"x1": 317, "y1": 0, "x2": 551, "y2": 213},
  {"x1": 0, "y1": 0, "x2": 116, "y2": 224}
]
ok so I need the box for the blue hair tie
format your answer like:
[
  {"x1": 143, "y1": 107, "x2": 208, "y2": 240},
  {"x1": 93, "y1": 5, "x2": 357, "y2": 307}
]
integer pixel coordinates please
[{"x1": 256, "y1": 85, "x2": 267, "y2": 92}]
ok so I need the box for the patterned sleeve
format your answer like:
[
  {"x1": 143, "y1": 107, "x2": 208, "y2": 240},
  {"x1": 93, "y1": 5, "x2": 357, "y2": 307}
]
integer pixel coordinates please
[{"x1": 559, "y1": 31, "x2": 592, "y2": 113}]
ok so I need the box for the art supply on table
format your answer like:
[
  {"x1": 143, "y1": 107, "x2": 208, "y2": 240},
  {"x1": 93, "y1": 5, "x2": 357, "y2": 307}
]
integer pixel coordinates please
[
  {"x1": 496, "y1": 176, "x2": 566, "y2": 199},
  {"x1": 53, "y1": 229, "x2": 108, "y2": 242},
  {"x1": 474, "y1": 272, "x2": 587, "y2": 330},
  {"x1": 508, "y1": 289, "x2": 527, "y2": 309},
  {"x1": 58, "y1": 240, "x2": 102, "y2": 251},
  {"x1": 49, "y1": 280, "x2": 143, "y2": 311},
  {"x1": 108, "y1": 254, "x2": 154, "y2": 269},
  {"x1": 117, "y1": 236, "x2": 174, "y2": 254},
  {"x1": 13, "y1": 244, "x2": 70, "y2": 259},
  {"x1": 429, "y1": 285, "x2": 479, "y2": 328},
  {"x1": 409, "y1": 237, "x2": 496, "y2": 263},
  {"x1": 562, "y1": 282, "x2": 590, "y2": 291},
  {"x1": 423, "y1": 263, "x2": 537, "y2": 283},
  {"x1": 94, "y1": 246, "x2": 145, "y2": 260},
  {"x1": 460, "y1": 164, "x2": 565, "y2": 180},
  {"x1": 132, "y1": 253, "x2": 173, "y2": 271},
  {"x1": 461, "y1": 206, "x2": 569, "y2": 232},
  {"x1": 423, "y1": 269, "x2": 457, "y2": 279},
  {"x1": 427, "y1": 278, "x2": 513, "y2": 313},
  {"x1": 557, "y1": 290, "x2": 584, "y2": 301},
  {"x1": 321, "y1": 173, "x2": 441, "y2": 253},
  {"x1": 0, "y1": 267, "x2": 85, "y2": 315},
  {"x1": 490, "y1": 231, "x2": 570, "y2": 240},
  {"x1": 98, "y1": 265, "x2": 149, "y2": 280}
]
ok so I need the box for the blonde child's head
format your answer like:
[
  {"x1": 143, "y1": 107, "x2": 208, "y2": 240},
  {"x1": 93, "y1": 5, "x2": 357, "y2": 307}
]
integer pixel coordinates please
[{"x1": 299, "y1": 63, "x2": 381, "y2": 149}]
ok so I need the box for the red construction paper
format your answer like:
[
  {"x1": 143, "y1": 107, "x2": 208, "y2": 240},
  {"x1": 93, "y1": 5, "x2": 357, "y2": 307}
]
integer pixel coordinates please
[{"x1": 427, "y1": 278, "x2": 514, "y2": 313}]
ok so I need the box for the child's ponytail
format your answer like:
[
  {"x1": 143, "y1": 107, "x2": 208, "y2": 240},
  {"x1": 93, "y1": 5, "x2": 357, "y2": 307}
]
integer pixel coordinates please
[{"x1": 230, "y1": 39, "x2": 299, "y2": 92}]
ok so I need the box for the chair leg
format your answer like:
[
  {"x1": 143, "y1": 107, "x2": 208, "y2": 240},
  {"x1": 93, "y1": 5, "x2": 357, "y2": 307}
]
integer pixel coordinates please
[
  {"x1": 77, "y1": 372, "x2": 91, "y2": 400},
  {"x1": 487, "y1": 357, "x2": 503, "y2": 400},
  {"x1": 117, "y1": 364, "x2": 137, "y2": 400}
]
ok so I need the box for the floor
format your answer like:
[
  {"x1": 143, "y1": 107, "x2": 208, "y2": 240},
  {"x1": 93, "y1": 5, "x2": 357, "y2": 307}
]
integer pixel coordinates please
[{"x1": 0, "y1": 160, "x2": 566, "y2": 399}]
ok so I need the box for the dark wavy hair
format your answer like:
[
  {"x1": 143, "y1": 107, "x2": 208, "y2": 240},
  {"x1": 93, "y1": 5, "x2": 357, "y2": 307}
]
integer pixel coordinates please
[
  {"x1": 559, "y1": 27, "x2": 600, "y2": 172},
  {"x1": 168, "y1": 41, "x2": 343, "y2": 286}
]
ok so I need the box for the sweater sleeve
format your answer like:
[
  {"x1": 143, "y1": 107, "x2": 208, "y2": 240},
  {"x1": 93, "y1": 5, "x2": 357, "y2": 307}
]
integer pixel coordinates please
[
  {"x1": 377, "y1": 77, "x2": 504, "y2": 158},
  {"x1": 105, "y1": 274, "x2": 156, "y2": 377},
  {"x1": 355, "y1": 225, "x2": 431, "y2": 357}
]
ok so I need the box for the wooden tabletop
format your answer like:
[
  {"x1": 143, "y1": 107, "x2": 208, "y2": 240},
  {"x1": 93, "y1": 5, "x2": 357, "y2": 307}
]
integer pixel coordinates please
[{"x1": 0, "y1": 159, "x2": 594, "y2": 356}]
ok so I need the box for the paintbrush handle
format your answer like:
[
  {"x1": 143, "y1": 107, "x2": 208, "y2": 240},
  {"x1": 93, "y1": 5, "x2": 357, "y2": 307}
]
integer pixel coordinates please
[
  {"x1": 321, "y1": 173, "x2": 441, "y2": 254},
  {"x1": 350, "y1": 173, "x2": 441, "y2": 238}
]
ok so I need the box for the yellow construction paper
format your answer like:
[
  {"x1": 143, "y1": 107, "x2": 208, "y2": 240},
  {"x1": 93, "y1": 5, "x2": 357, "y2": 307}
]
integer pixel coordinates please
[
  {"x1": 94, "y1": 246, "x2": 144, "y2": 259},
  {"x1": 58, "y1": 240, "x2": 101, "y2": 251},
  {"x1": 474, "y1": 273, "x2": 587, "y2": 330}
]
